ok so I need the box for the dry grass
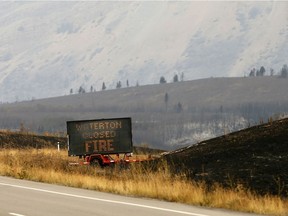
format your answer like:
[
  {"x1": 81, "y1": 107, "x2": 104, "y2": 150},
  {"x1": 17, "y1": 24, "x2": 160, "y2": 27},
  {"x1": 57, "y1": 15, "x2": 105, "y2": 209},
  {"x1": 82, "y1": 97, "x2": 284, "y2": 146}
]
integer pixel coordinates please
[{"x1": 0, "y1": 148, "x2": 287, "y2": 216}]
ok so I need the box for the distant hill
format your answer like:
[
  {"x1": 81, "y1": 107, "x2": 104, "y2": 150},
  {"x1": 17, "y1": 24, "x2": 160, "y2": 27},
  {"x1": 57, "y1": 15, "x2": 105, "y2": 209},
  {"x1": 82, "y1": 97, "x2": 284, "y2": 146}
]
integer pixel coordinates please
[
  {"x1": 0, "y1": 76, "x2": 288, "y2": 149},
  {"x1": 0, "y1": 1, "x2": 288, "y2": 102},
  {"x1": 164, "y1": 117, "x2": 288, "y2": 196}
]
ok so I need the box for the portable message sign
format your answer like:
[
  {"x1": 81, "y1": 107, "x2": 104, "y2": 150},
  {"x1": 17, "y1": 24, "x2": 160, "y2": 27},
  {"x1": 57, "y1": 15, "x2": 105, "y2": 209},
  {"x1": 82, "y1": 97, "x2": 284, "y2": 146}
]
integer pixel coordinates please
[{"x1": 67, "y1": 117, "x2": 133, "y2": 156}]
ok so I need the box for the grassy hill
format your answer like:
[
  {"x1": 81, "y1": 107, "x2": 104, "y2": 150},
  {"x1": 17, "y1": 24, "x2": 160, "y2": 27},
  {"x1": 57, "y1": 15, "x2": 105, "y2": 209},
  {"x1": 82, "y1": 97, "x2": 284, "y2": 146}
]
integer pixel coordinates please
[
  {"x1": 0, "y1": 76, "x2": 288, "y2": 149},
  {"x1": 164, "y1": 117, "x2": 288, "y2": 197}
]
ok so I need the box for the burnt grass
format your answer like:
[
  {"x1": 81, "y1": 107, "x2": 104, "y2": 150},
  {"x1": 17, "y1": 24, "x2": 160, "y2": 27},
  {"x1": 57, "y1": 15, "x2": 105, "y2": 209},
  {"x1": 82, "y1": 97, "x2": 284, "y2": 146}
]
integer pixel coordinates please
[
  {"x1": 0, "y1": 131, "x2": 67, "y2": 149},
  {"x1": 164, "y1": 118, "x2": 288, "y2": 197}
]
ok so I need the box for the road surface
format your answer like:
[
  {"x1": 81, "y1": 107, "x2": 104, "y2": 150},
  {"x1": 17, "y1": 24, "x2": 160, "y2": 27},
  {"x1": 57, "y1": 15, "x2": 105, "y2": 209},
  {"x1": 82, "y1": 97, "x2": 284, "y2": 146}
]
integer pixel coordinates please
[{"x1": 0, "y1": 176, "x2": 262, "y2": 216}]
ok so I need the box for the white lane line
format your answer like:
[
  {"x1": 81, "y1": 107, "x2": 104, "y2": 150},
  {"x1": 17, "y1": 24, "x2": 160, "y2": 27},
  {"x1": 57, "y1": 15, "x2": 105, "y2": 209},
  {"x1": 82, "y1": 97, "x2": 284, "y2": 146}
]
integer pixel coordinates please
[
  {"x1": 1, "y1": 182, "x2": 208, "y2": 216},
  {"x1": 9, "y1": 213, "x2": 26, "y2": 216}
]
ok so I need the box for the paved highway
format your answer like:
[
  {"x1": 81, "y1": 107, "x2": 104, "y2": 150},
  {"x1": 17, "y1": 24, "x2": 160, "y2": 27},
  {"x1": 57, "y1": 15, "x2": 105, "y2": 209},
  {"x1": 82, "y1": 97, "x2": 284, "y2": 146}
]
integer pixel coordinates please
[{"x1": 0, "y1": 176, "x2": 262, "y2": 216}]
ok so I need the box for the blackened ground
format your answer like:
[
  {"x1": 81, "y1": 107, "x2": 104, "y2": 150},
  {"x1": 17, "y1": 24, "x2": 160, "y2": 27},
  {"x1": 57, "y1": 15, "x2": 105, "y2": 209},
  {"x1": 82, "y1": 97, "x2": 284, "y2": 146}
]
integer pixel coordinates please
[
  {"x1": 164, "y1": 118, "x2": 288, "y2": 197},
  {"x1": 0, "y1": 131, "x2": 66, "y2": 149}
]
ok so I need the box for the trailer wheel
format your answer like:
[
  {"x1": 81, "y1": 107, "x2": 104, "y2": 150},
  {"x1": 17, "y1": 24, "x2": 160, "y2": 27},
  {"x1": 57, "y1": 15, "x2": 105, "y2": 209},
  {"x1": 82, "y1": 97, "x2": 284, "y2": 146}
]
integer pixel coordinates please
[{"x1": 90, "y1": 159, "x2": 101, "y2": 167}]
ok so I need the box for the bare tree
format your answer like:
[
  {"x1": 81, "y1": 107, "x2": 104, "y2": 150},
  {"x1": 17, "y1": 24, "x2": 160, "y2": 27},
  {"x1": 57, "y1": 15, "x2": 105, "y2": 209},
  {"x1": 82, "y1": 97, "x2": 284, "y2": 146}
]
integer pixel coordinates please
[{"x1": 164, "y1": 92, "x2": 169, "y2": 112}]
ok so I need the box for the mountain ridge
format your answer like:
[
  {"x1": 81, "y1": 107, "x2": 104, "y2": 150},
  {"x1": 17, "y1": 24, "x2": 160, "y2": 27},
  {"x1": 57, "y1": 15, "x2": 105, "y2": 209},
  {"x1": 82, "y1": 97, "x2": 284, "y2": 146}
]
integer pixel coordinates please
[{"x1": 0, "y1": 1, "x2": 288, "y2": 102}]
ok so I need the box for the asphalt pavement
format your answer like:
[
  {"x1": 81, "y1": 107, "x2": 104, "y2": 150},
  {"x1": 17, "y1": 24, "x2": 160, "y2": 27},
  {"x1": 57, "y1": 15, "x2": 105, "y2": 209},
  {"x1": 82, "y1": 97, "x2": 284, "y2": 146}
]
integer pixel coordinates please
[{"x1": 0, "y1": 176, "x2": 263, "y2": 216}]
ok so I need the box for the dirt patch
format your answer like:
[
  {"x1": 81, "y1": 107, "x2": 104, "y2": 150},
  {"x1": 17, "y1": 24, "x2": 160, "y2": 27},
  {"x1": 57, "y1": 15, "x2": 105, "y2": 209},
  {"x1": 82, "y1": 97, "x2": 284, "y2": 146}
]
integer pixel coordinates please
[{"x1": 164, "y1": 118, "x2": 288, "y2": 197}]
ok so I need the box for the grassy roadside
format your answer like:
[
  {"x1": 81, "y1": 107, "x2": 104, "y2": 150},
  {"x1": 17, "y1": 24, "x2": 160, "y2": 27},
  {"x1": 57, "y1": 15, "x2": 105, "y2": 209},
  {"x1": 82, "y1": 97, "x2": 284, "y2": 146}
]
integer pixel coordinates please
[{"x1": 0, "y1": 148, "x2": 287, "y2": 215}]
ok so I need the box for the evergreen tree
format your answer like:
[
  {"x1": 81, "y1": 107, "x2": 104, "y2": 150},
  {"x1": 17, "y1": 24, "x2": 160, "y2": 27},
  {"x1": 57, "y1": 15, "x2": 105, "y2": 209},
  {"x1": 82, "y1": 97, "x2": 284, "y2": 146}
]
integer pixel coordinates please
[
  {"x1": 173, "y1": 74, "x2": 179, "y2": 82},
  {"x1": 176, "y1": 102, "x2": 183, "y2": 113},
  {"x1": 126, "y1": 79, "x2": 129, "y2": 87},
  {"x1": 160, "y1": 76, "x2": 167, "y2": 84},
  {"x1": 116, "y1": 81, "x2": 122, "y2": 89},
  {"x1": 280, "y1": 64, "x2": 288, "y2": 78},
  {"x1": 259, "y1": 66, "x2": 266, "y2": 76},
  {"x1": 102, "y1": 82, "x2": 106, "y2": 90},
  {"x1": 78, "y1": 86, "x2": 85, "y2": 94},
  {"x1": 249, "y1": 68, "x2": 255, "y2": 77},
  {"x1": 70, "y1": 88, "x2": 73, "y2": 94}
]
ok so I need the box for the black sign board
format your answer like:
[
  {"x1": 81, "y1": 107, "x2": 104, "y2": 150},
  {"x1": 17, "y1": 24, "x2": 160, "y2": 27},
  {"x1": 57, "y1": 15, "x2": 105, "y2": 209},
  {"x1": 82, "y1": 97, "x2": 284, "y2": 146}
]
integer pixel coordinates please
[{"x1": 67, "y1": 117, "x2": 132, "y2": 156}]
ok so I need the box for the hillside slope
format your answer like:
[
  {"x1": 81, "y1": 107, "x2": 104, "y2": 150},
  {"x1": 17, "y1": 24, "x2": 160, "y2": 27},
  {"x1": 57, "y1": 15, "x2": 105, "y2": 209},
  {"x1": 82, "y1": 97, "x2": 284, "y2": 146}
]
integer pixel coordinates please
[
  {"x1": 0, "y1": 131, "x2": 65, "y2": 149},
  {"x1": 165, "y1": 118, "x2": 288, "y2": 196},
  {"x1": 0, "y1": 1, "x2": 288, "y2": 102},
  {"x1": 2, "y1": 76, "x2": 288, "y2": 111},
  {"x1": 1, "y1": 76, "x2": 288, "y2": 149}
]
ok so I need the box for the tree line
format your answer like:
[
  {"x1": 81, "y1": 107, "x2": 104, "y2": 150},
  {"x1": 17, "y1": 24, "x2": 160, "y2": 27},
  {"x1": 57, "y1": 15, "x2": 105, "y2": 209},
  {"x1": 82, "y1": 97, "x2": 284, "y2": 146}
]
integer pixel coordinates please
[
  {"x1": 70, "y1": 73, "x2": 185, "y2": 95},
  {"x1": 248, "y1": 64, "x2": 288, "y2": 78},
  {"x1": 70, "y1": 63, "x2": 288, "y2": 95}
]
